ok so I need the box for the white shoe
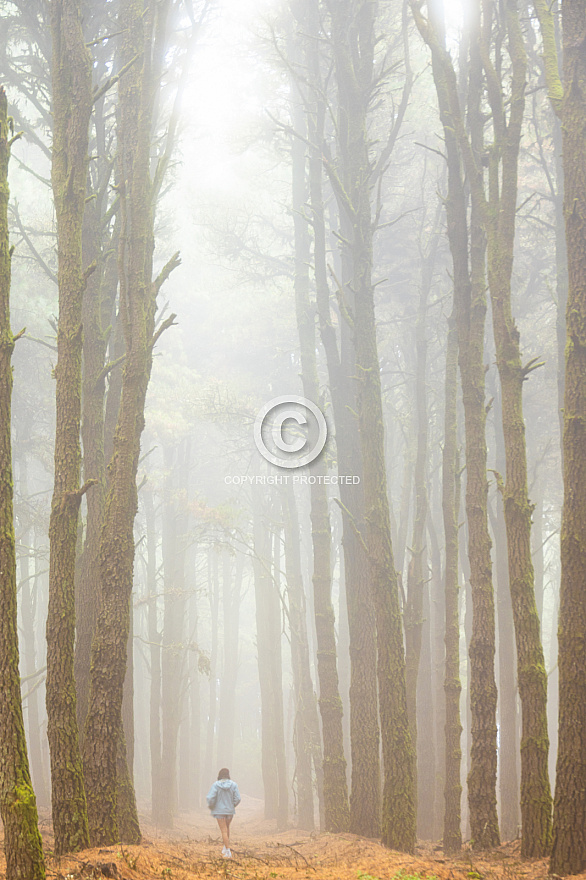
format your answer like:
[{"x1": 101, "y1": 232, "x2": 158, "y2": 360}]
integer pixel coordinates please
[{"x1": 222, "y1": 847, "x2": 231, "y2": 858}]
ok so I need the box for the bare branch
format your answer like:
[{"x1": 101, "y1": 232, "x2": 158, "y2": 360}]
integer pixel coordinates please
[
  {"x1": 93, "y1": 54, "x2": 140, "y2": 105},
  {"x1": 155, "y1": 251, "x2": 181, "y2": 292},
  {"x1": 150, "y1": 313, "x2": 178, "y2": 350}
]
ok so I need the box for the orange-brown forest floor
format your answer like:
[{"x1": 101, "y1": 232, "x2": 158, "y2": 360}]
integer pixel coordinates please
[{"x1": 2, "y1": 796, "x2": 585, "y2": 880}]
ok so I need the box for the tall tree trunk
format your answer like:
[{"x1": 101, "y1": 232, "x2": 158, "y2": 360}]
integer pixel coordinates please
[
  {"x1": 182, "y1": 541, "x2": 200, "y2": 810},
  {"x1": 428, "y1": 510, "x2": 445, "y2": 840},
  {"x1": 18, "y1": 455, "x2": 48, "y2": 808},
  {"x1": 411, "y1": 0, "x2": 500, "y2": 847},
  {"x1": 441, "y1": 309, "x2": 462, "y2": 854},
  {"x1": 145, "y1": 488, "x2": 163, "y2": 823},
  {"x1": 46, "y1": 0, "x2": 92, "y2": 852},
  {"x1": 327, "y1": 0, "x2": 416, "y2": 851},
  {"x1": 204, "y1": 550, "x2": 219, "y2": 788},
  {"x1": 217, "y1": 550, "x2": 243, "y2": 769},
  {"x1": 417, "y1": 585, "x2": 435, "y2": 840},
  {"x1": 480, "y1": 0, "x2": 552, "y2": 852},
  {"x1": 75, "y1": 36, "x2": 121, "y2": 733},
  {"x1": 287, "y1": 36, "x2": 349, "y2": 830},
  {"x1": 252, "y1": 495, "x2": 288, "y2": 827},
  {"x1": 0, "y1": 84, "x2": 46, "y2": 880},
  {"x1": 160, "y1": 444, "x2": 188, "y2": 827},
  {"x1": 75, "y1": 205, "x2": 119, "y2": 737},
  {"x1": 271, "y1": 527, "x2": 289, "y2": 830},
  {"x1": 405, "y1": 211, "x2": 440, "y2": 842},
  {"x1": 281, "y1": 483, "x2": 323, "y2": 831},
  {"x1": 82, "y1": 0, "x2": 178, "y2": 844},
  {"x1": 253, "y1": 501, "x2": 278, "y2": 819},
  {"x1": 552, "y1": 112, "x2": 567, "y2": 452},
  {"x1": 532, "y1": 483, "x2": 545, "y2": 628},
  {"x1": 303, "y1": 0, "x2": 381, "y2": 837},
  {"x1": 489, "y1": 393, "x2": 520, "y2": 841},
  {"x1": 405, "y1": 219, "x2": 436, "y2": 739},
  {"x1": 542, "y1": 0, "x2": 586, "y2": 867}
]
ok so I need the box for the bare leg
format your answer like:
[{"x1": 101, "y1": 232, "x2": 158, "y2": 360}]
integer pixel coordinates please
[{"x1": 216, "y1": 817, "x2": 230, "y2": 849}]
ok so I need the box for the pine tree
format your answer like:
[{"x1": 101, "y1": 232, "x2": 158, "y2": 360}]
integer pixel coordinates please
[
  {"x1": 327, "y1": 0, "x2": 416, "y2": 851},
  {"x1": 0, "y1": 84, "x2": 46, "y2": 880},
  {"x1": 533, "y1": 0, "x2": 586, "y2": 869},
  {"x1": 45, "y1": 0, "x2": 92, "y2": 853}
]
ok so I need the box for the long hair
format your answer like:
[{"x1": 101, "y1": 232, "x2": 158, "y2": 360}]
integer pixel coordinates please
[{"x1": 218, "y1": 768, "x2": 230, "y2": 780}]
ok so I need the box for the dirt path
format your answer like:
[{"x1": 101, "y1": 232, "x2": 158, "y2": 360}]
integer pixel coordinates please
[{"x1": 4, "y1": 798, "x2": 585, "y2": 880}]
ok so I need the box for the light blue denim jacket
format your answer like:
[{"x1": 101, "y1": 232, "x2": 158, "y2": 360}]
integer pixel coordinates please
[{"x1": 206, "y1": 778, "x2": 241, "y2": 817}]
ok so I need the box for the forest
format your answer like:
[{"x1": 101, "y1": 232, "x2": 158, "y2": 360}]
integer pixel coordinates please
[{"x1": 0, "y1": 0, "x2": 585, "y2": 878}]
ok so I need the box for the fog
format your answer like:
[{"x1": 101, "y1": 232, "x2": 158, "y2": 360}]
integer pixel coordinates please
[{"x1": 1, "y1": 0, "x2": 581, "y2": 869}]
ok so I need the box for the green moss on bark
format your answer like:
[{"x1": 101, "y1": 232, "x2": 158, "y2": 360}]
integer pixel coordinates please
[
  {"x1": 549, "y1": 0, "x2": 586, "y2": 871},
  {"x1": 0, "y1": 85, "x2": 46, "y2": 880},
  {"x1": 46, "y1": 0, "x2": 93, "y2": 854}
]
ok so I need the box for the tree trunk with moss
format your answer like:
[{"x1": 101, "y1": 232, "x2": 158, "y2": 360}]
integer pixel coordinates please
[
  {"x1": 287, "y1": 41, "x2": 349, "y2": 829},
  {"x1": 159, "y1": 443, "x2": 189, "y2": 827},
  {"x1": 412, "y1": 0, "x2": 500, "y2": 847},
  {"x1": 217, "y1": 548, "x2": 243, "y2": 772},
  {"x1": 327, "y1": 0, "x2": 416, "y2": 852},
  {"x1": 75, "y1": 206, "x2": 119, "y2": 739},
  {"x1": 540, "y1": 0, "x2": 586, "y2": 869},
  {"x1": 404, "y1": 213, "x2": 441, "y2": 841},
  {"x1": 411, "y1": 0, "x2": 553, "y2": 849},
  {"x1": 441, "y1": 308, "x2": 462, "y2": 854},
  {"x1": 271, "y1": 528, "x2": 289, "y2": 830},
  {"x1": 144, "y1": 487, "x2": 163, "y2": 822},
  {"x1": 0, "y1": 85, "x2": 46, "y2": 880},
  {"x1": 478, "y1": 0, "x2": 552, "y2": 855},
  {"x1": 281, "y1": 483, "x2": 323, "y2": 831},
  {"x1": 46, "y1": 0, "x2": 92, "y2": 854},
  {"x1": 404, "y1": 255, "x2": 430, "y2": 744},
  {"x1": 252, "y1": 494, "x2": 288, "y2": 827},
  {"x1": 405, "y1": 212, "x2": 440, "y2": 839},
  {"x1": 489, "y1": 387, "x2": 520, "y2": 841},
  {"x1": 303, "y1": 0, "x2": 380, "y2": 838},
  {"x1": 82, "y1": 0, "x2": 177, "y2": 845},
  {"x1": 17, "y1": 454, "x2": 49, "y2": 808},
  {"x1": 74, "y1": 19, "x2": 122, "y2": 739},
  {"x1": 460, "y1": 29, "x2": 500, "y2": 848}
]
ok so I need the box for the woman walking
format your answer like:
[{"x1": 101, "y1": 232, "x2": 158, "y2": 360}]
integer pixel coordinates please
[{"x1": 206, "y1": 768, "x2": 241, "y2": 858}]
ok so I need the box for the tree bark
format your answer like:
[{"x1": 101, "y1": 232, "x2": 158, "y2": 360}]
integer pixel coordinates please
[
  {"x1": 17, "y1": 454, "x2": 49, "y2": 808},
  {"x1": 82, "y1": 0, "x2": 177, "y2": 844},
  {"x1": 404, "y1": 207, "x2": 440, "y2": 842},
  {"x1": 411, "y1": 0, "x2": 499, "y2": 847},
  {"x1": 46, "y1": 0, "x2": 92, "y2": 853},
  {"x1": 253, "y1": 502, "x2": 278, "y2": 820},
  {"x1": 75, "y1": 204, "x2": 119, "y2": 737},
  {"x1": 271, "y1": 527, "x2": 289, "y2": 830},
  {"x1": 204, "y1": 549, "x2": 219, "y2": 790},
  {"x1": 159, "y1": 443, "x2": 189, "y2": 827},
  {"x1": 287, "y1": 35, "x2": 349, "y2": 829},
  {"x1": 282, "y1": 488, "x2": 314, "y2": 830},
  {"x1": 547, "y1": 0, "x2": 586, "y2": 868},
  {"x1": 252, "y1": 495, "x2": 288, "y2": 827},
  {"x1": 489, "y1": 390, "x2": 520, "y2": 841},
  {"x1": 144, "y1": 488, "x2": 163, "y2": 823},
  {"x1": 281, "y1": 483, "x2": 324, "y2": 831},
  {"x1": 299, "y1": 0, "x2": 380, "y2": 837},
  {"x1": 0, "y1": 84, "x2": 46, "y2": 880},
  {"x1": 327, "y1": 0, "x2": 416, "y2": 851},
  {"x1": 217, "y1": 550, "x2": 242, "y2": 770},
  {"x1": 480, "y1": 0, "x2": 552, "y2": 852},
  {"x1": 441, "y1": 309, "x2": 462, "y2": 854}
]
